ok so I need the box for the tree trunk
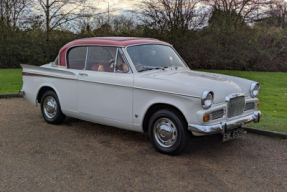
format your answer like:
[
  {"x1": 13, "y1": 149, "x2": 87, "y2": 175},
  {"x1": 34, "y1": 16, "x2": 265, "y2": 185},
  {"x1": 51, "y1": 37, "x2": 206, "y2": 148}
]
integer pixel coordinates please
[{"x1": 46, "y1": 0, "x2": 50, "y2": 41}]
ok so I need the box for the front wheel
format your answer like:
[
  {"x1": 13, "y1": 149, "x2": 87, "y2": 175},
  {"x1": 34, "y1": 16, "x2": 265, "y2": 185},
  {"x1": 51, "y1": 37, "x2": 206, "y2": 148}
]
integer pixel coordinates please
[
  {"x1": 40, "y1": 90, "x2": 66, "y2": 124},
  {"x1": 148, "y1": 109, "x2": 190, "y2": 155}
]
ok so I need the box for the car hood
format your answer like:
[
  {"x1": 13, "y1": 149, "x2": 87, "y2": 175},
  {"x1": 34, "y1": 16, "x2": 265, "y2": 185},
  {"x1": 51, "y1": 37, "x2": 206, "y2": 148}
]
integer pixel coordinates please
[{"x1": 134, "y1": 69, "x2": 252, "y2": 103}]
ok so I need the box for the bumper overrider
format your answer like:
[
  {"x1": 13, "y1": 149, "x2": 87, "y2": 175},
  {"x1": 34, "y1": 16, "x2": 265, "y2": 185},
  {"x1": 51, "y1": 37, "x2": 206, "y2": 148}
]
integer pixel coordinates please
[{"x1": 188, "y1": 111, "x2": 261, "y2": 134}]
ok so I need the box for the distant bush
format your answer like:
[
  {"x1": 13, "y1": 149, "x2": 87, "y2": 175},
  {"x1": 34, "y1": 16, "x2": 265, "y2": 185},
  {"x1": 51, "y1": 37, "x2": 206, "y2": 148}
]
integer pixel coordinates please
[
  {"x1": 175, "y1": 26, "x2": 287, "y2": 72},
  {"x1": 0, "y1": 27, "x2": 76, "y2": 68},
  {"x1": 1, "y1": 18, "x2": 287, "y2": 72}
]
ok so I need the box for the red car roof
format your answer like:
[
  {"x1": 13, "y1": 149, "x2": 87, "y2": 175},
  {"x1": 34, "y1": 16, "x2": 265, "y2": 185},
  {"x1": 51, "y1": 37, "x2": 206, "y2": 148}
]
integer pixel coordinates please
[
  {"x1": 63, "y1": 37, "x2": 171, "y2": 47},
  {"x1": 59, "y1": 37, "x2": 171, "y2": 66}
]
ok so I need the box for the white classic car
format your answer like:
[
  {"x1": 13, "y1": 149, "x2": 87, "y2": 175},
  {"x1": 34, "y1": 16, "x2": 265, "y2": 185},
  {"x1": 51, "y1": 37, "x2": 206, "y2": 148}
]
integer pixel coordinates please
[{"x1": 20, "y1": 37, "x2": 261, "y2": 155}]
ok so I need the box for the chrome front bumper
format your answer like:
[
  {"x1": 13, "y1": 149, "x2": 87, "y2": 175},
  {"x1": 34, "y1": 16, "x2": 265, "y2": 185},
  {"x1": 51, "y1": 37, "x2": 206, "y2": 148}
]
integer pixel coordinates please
[{"x1": 188, "y1": 111, "x2": 261, "y2": 134}]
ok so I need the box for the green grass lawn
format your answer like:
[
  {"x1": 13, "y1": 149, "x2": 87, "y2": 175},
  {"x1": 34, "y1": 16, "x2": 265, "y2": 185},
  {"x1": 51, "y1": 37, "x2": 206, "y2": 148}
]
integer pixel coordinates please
[
  {"x1": 0, "y1": 69, "x2": 22, "y2": 94},
  {"x1": 0, "y1": 68, "x2": 286, "y2": 133},
  {"x1": 197, "y1": 70, "x2": 287, "y2": 134}
]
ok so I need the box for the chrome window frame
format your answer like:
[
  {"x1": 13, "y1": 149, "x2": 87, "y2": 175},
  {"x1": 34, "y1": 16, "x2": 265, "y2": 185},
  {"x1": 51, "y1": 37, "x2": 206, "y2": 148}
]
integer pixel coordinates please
[
  {"x1": 114, "y1": 48, "x2": 119, "y2": 73},
  {"x1": 66, "y1": 45, "x2": 133, "y2": 74},
  {"x1": 84, "y1": 47, "x2": 89, "y2": 70}
]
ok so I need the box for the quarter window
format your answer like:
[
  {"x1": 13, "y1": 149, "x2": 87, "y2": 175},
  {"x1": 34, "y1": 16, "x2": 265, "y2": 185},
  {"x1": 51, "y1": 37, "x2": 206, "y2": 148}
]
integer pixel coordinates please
[
  {"x1": 116, "y1": 49, "x2": 130, "y2": 73},
  {"x1": 68, "y1": 47, "x2": 87, "y2": 70}
]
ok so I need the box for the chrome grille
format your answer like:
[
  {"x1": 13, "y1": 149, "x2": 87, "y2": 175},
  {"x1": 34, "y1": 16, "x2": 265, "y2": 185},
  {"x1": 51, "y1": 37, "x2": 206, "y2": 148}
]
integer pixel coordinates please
[
  {"x1": 227, "y1": 96, "x2": 245, "y2": 118},
  {"x1": 211, "y1": 109, "x2": 224, "y2": 120},
  {"x1": 244, "y1": 102, "x2": 255, "y2": 111}
]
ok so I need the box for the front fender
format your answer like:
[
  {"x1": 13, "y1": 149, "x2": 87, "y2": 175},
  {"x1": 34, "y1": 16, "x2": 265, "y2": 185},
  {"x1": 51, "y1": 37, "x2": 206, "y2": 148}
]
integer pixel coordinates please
[{"x1": 133, "y1": 87, "x2": 201, "y2": 132}]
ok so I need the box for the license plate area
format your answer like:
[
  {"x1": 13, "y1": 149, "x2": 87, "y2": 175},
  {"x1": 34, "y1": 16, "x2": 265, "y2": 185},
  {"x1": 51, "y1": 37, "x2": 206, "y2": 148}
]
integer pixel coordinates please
[{"x1": 222, "y1": 128, "x2": 244, "y2": 142}]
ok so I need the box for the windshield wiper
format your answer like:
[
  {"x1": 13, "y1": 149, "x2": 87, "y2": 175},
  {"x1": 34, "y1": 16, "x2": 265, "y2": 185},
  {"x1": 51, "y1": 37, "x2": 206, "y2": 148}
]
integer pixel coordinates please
[
  {"x1": 138, "y1": 67, "x2": 154, "y2": 72},
  {"x1": 138, "y1": 66, "x2": 169, "y2": 72},
  {"x1": 159, "y1": 66, "x2": 168, "y2": 70}
]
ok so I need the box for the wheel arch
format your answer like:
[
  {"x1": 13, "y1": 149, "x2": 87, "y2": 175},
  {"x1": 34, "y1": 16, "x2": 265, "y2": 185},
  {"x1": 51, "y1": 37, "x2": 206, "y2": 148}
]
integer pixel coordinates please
[
  {"x1": 142, "y1": 103, "x2": 188, "y2": 133},
  {"x1": 37, "y1": 86, "x2": 58, "y2": 104}
]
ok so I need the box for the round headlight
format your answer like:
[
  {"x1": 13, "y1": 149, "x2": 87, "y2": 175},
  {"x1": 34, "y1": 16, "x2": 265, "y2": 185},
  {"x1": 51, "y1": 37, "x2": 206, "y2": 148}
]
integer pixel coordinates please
[
  {"x1": 250, "y1": 82, "x2": 260, "y2": 98},
  {"x1": 201, "y1": 90, "x2": 214, "y2": 109}
]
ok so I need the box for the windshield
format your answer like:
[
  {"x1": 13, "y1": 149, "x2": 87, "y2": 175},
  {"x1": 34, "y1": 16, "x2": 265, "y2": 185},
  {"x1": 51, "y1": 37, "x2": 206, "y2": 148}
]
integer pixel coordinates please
[{"x1": 127, "y1": 44, "x2": 187, "y2": 72}]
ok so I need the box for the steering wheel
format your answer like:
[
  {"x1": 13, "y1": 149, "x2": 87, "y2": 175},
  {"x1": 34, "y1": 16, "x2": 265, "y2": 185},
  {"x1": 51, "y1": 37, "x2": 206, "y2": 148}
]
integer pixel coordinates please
[{"x1": 134, "y1": 62, "x2": 144, "y2": 71}]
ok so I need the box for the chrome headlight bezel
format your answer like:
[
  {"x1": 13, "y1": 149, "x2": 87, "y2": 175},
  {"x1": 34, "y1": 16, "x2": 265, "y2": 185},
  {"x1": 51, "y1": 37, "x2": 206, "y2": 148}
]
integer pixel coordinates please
[
  {"x1": 250, "y1": 82, "x2": 260, "y2": 98},
  {"x1": 201, "y1": 90, "x2": 214, "y2": 109}
]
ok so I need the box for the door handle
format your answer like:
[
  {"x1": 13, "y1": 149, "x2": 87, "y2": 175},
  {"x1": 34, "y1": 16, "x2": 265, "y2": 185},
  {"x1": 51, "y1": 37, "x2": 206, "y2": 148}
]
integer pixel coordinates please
[{"x1": 79, "y1": 73, "x2": 88, "y2": 76}]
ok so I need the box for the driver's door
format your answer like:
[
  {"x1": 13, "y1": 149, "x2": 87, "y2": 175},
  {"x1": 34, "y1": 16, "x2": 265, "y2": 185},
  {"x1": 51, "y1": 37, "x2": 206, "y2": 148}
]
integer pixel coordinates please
[{"x1": 76, "y1": 46, "x2": 134, "y2": 130}]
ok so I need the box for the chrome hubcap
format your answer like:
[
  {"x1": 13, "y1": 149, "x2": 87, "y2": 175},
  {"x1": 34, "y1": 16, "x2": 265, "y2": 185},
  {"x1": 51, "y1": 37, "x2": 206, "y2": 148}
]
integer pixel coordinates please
[
  {"x1": 43, "y1": 96, "x2": 57, "y2": 119},
  {"x1": 153, "y1": 118, "x2": 177, "y2": 148}
]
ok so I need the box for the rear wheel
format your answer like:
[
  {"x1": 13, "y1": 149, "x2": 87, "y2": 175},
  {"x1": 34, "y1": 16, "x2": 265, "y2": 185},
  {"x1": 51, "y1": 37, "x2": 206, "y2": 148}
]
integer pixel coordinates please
[
  {"x1": 40, "y1": 90, "x2": 66, "y2": 124},
  {"x1": 148, "y1": 109, "x2": 190, "y2": 155}
]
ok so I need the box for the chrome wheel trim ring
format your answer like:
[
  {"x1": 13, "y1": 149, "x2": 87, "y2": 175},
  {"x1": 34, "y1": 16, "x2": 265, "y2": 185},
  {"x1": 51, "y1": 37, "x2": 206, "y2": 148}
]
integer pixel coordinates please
[
  {"x1": 153, "y1": 118, "x2": 178, "y2": 148},
  {"x1": 43, "y1": 96, "x2": 57, "y2": 119}
]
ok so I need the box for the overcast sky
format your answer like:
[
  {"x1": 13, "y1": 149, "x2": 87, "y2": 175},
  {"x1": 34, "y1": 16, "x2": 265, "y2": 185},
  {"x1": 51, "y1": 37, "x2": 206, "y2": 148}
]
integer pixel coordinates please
[{"x1": 94, "y1": 0, "x2": 141, "y2": 15}]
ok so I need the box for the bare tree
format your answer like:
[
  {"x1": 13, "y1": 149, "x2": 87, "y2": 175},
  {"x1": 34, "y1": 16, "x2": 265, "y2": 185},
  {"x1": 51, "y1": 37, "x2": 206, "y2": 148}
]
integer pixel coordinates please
[
  {"x1": 0, "y1": 0, "x2": 31, "y2": 30},
  {"x1": 112, "y1": 15, "x2": 136, "y2": 33},
  {"x1": 140, "y1": 0, "x2": 207, "y2": 33},
  {"x1": 34, "y1": 0, "x2": 95, "y2": 39},
  {"x1": 266, "y1": 0, "x2": 287, "y2": 27},
  {"x1": 75, "y1": 16, "x2": 94, "y2": 33},
  {"x1": 203, "y1": 0, "x2": 273, "y2": 28}
]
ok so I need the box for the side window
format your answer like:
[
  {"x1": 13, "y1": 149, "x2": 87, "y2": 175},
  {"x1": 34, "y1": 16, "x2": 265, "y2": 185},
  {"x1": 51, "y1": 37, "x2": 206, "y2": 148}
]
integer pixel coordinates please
[
  {"x1": 68, "y1": 47, "x2": 87, "y2": 70},
  {"x1": 86, "y1": 46, "x2": 117, "y2": 72}
]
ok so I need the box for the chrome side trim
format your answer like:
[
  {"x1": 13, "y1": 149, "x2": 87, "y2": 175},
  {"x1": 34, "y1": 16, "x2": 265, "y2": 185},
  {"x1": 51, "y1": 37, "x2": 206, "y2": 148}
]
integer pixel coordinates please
[
  {"x1": 21, "y1": 70, "x2": 200, "y2": 98},
  {"x1": 134, "y1": 86, "x2": 200, "y2": 98},
  {"x1": 78, "y1": 78, "x2": 133, "y2": 88},
  {"x1": 188, "y1": 110, "x2": 261, "y2": 134},
  {"x1": 22, "y1": 72, "x2": 77, "y2": 80},
  {"x1": 74, "y1": 79, "x2": 199, "y2": 98}
]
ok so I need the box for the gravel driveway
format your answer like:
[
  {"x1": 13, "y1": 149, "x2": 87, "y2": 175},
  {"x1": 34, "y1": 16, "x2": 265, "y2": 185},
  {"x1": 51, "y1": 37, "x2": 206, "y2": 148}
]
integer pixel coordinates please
[{"x1": 0, "y1": 98, "x2": 286, "y2": 191}]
